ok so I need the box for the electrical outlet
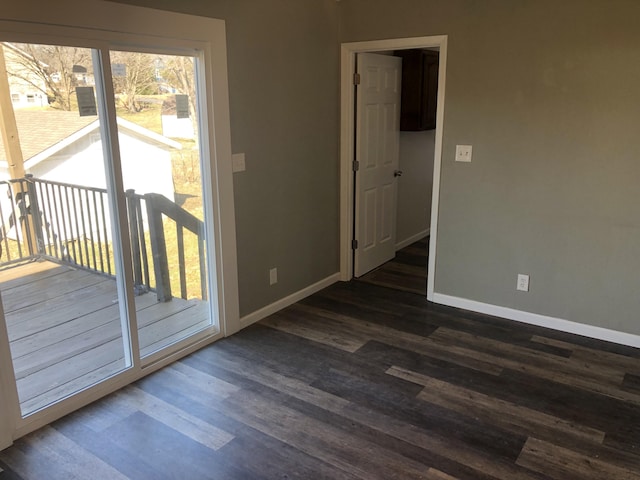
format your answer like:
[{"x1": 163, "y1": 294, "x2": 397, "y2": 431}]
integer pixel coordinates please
[
  {"x1": 269, "y1": 267, "x2": 278, "y2": 285},
  {"x1": 517, "y1": 274, "x2": 529, "y2": 292}
]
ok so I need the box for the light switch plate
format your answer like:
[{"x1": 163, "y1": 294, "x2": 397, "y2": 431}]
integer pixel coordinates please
[
  {"x1": 232, "y1": 153, "x2": 246, "y2": 172},
  {"x1": 455, "y1": 145, "x2": 473, "y2": 163},
  {"x1": 517, "y1": 274, "x2": 530, "y2": 292}
]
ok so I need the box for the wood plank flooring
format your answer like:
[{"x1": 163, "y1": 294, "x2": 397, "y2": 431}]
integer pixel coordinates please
[
  {"x1": 3, "y1": 254, "x2": 640, "y2": 478},
  {"x1": 0, "y1": 260, "x2": 210, "y2": 415},
  {"x1": 358, "y1": 237, "x2": 428, "y2": 295}
]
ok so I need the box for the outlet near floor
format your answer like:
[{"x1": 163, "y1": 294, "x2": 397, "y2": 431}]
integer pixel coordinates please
[{"x1": 269, "y1": 268, "x2": 278, "y2": 285}]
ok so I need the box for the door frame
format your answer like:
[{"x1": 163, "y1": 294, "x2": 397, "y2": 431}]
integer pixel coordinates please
[
  {"x1": 339, "y1": 35, "x2": 448, "y2": 300},
  {"x1": 0, "y1": 295, "x2": 19, "y2": 450}
]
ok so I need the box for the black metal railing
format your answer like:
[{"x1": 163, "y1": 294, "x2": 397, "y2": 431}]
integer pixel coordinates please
[
  {"x1": 35, "y1": 177, "x2": 113, "y2": 275},
  {"x1": 0, "y1": 177, "x2": 39, "y2": 263},
  {"x1": 0, "y1": 176, "x2": 205, "y2": 301}
]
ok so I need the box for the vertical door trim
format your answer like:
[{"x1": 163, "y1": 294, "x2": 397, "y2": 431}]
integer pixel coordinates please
[
  {"x1": 339, "y1": 35, "x2": 448, "y2": 301},
  {"x1": 92, "y1": 46, "x2": 140, "y2": 369}
]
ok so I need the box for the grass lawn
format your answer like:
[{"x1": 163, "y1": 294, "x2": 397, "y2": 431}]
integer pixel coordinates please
[{"x1": 115, "y1": 97, "x2": 164, "y2": 134}]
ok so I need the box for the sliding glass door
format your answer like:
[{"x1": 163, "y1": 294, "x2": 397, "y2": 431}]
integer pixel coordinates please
[
  {"x1": 0, "y1": 1, "x2": 237, "y2": 447},
  {"x1": 0, "y1": 39, "x2": 216, "y2": 418},
  {"x1": 108, "y1": 49, "x2": 213, "y2": 360},
  {"x1": 0, "y1": 42, "x2": 133, "y2": 416}
]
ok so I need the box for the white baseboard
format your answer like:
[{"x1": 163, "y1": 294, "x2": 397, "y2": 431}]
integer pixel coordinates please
[
  {"x1": 239, "y1": 273, "x2": 341, "y2": 330},
  {"x1": 432, "y1": 293, "x2": 640, "y2": 349},
  {"x1": 395, "y1": 229, "x2": 430, "y2": 251}
]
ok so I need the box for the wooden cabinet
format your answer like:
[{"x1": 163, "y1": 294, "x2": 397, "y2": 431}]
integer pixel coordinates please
[{"x1": 396, "y1": 49, "x2": 439, "y2": 131}]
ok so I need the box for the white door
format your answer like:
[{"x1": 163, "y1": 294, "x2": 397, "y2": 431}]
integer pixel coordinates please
[{"x1": 354, "y1": 53, "x2": 402, "y2": 277}]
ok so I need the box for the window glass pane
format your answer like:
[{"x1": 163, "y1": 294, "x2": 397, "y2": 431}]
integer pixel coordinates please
[
  {"x1": 0, "y1": 42, "x2": 131, "y2": 416},
  {"x1": 109, "y1": 50, "x2": 211, "y2": 358}
]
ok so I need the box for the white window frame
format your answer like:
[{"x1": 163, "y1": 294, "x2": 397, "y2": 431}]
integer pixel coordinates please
[{"x1": 0, "y1": 0, "x2": 239, "y2": 445}]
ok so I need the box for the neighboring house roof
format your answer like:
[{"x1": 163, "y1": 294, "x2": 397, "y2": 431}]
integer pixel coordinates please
[
  {"x1": 2, "y1": 42, "x2": 49, "y2": 69},
  {"x1": 0, "y1": 110, "x2": 181, "y2": 170}
]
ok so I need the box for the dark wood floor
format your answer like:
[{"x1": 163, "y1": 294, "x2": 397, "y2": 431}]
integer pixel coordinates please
[
  {"x1": 358, "y1": 237, "x2": 428, "y2": 296},
  {"x1": 3, "y1": 252, "x2": 640, "y2": 478}
]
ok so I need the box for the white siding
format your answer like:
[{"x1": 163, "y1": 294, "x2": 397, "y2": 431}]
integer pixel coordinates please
[{"x1": 0, "y1": 128, "x2": 175, "y2": 244}]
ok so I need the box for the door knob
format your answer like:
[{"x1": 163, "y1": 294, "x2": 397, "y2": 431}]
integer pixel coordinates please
[{"x1": 394, "y1": 170, "x2": 403, "y2": 177}]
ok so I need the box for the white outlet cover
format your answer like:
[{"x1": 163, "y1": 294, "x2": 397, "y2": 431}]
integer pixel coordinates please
[
  {"x1": 517, "y1": 274, "x2": 530, "y2": 292},
  {"x1": 232, "y1": 153, "x2": 246, "y2": 172},
  {"x1": 455, "y1": 144, "x2": 473, "y2": 163}
]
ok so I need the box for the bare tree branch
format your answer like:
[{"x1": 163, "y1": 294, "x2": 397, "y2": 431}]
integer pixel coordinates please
[{"x1": 2, "y1": 42, "x2": 92, "y2": 111}]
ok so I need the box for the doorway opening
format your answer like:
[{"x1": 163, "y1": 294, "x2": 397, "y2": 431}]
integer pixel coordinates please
[
  {"x1": 339, "y1": 36, "x2": 447, "y2": 301},
  {"x1": 357, "y1": 236, "x2": 428, "y2": 296}
]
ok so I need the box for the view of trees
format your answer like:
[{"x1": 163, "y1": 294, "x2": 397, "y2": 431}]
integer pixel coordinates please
[
  {"x1": 110, "y1": 50, "x2": 158, "y2": 113},
  {"x1": 161, "y1": 55, "x2": 198, "y2": 133},
  {"x1": 3, "y1": 43, "x2": 196, "y2": 118},
  {"x1": 4, "y1": 43, "x2": 91, "y2": 110}
]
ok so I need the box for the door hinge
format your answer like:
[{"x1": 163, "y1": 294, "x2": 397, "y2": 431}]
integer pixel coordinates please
[
  {"x1": 353, "y1": 73, "x2": 361, "y2": 85},
  {"x1": 352, "y1": 160, "x2": 359, "y2": 172},
  {"x1": 352, "y1": 239, "x2": 358, "y2": 250}
]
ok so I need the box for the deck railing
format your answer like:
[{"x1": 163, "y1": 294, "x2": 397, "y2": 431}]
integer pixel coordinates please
[{"x1": 0, "y1": 176, "x2": 205, "y2": 302}]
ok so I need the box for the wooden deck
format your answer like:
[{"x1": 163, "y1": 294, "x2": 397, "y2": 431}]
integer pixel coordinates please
[{"x1": 0, "y1": 259, "x2": 210, "y2": 416}]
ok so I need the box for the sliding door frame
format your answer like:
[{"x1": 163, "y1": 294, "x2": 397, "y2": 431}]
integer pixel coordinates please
[
  {"x1": 0, "y1": 0, "x2": 239, "y2": 444},
  {"x1": 0, "y1": 297, "x2": 19, "y2": 450}
]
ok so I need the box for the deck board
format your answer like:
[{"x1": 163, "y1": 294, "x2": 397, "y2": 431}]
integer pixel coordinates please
[
  {"x1": 139, "y1": 303, "x2": 210, "y2": 357},
  {"x1": 3, "y1": 269, "x2": 101, "y2": 313},
  {"x1": 0, "y1": 260, "x2": 210, "y2": 415},
  {"x1": 9, "y1": 293, "x2": 158, "y2": 362},
  {"x1": 6, "y1": 280, "x2": 116, "y2": 337},
  {"x1": 0, "y1": 261, "x2": 69, "y2": 290}
]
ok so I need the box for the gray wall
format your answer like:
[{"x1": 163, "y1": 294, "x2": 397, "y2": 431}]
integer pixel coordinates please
[
  {"x1": 110, "y1": 0, "x2": 341, "y2": 317},
  {"x1": 397, "y1": 130, "x2": 434, "y2": 247},
  {"x1": 108, "y1": 0, "x2": 640, "y2": 338},
  {"x1": 340, "y1": 0, "x2": 640, "y2": 336}
]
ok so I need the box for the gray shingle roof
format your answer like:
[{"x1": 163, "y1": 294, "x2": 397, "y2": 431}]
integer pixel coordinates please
[{"x1": 0, "y1": 110, "x2": 97, "y2": 162}]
